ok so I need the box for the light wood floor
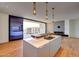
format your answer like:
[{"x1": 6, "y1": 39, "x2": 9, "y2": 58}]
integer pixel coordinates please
[
  {"x1": 55, "y1": 37, "x2": 79, "y2": 57},
  {"x1": 0, "y1": 40, "x2": 23, "y2": 57},
  {"x1": 0, "y1": 37, "x2": 79, "y2": 57}
]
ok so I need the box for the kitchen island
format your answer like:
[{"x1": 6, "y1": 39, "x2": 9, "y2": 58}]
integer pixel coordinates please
[{"x1": 23, "y1": 35, "x2": 61, "y2": 57}]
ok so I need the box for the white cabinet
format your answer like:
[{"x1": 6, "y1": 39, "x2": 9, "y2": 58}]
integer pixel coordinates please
[
  {"x1": 49, "y1": 37, "x2": 61, "y2": 56},
  {"x1": 38, "y1": 43, "x2": 50, "y2": 57},
  {"x1": 23, "y1": 41, "x2": 50, "y2": 57},
  {"x1": 23, "y1": 41, "x2": 38, "y2": 57},
  {"x1": 23, "y1": 36, "x2": 61, "y2": 57}
]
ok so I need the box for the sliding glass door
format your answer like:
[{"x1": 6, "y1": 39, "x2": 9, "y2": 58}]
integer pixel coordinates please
[{"x1": 23, "y1": 19, "x2": 46, "y2": 39}]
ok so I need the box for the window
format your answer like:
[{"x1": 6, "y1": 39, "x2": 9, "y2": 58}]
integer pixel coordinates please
[{"x1": 23, "y1": 19, "x2": 46, "y2": 38}]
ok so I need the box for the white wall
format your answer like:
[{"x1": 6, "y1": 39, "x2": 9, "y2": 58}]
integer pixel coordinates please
[
  {"x1": 53, "y1": 21, "x2": 64, "y2": 32},
  {"x1": 0, "y1": 13, "x2": 9, "y2": 43},
  {"x1": 69, "y1": 19, "x2": 79, "y2": 38},
  {"x1": 65, "y1": 20, "x2": 70, "y2": 35},
  {"x1": 75, "y1": 20, "x2": 79, "y2": 38},
  {"x1": 69, "y1": 20, "x2": 75, "y2": 37}
]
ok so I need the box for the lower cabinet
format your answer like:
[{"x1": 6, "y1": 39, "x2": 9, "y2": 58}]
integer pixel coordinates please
[
  {"x1": 23, "y1": 41, "x2": 38, "y2": 57},
  {"x1": 50, "y1": 36, "x2": 61, "y2": 56},
  {"x1": 38, "y1": 43, "x2": 50, "y2": 57},
  {"x1": 23, "y1": 36, "x2": 61, "y2": 57}
]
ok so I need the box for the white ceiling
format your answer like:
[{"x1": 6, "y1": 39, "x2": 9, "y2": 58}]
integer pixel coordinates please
[{"x1": 0, "y1": 2, "x2": 79, "y2": 21}]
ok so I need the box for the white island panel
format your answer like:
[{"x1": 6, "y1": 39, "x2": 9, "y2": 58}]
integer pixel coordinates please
[{"x1": 23, "y1": 35, "x2": 61, "y2": 57}]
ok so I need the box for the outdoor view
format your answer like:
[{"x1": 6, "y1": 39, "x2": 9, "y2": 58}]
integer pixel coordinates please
[{"x1": 23, "y1": 19, "x2": 45, "y2": 39}]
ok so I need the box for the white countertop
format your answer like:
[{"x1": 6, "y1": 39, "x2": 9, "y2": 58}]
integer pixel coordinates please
[{"x1": 23, "y1": 35, "x2": 60, "y2": 48}]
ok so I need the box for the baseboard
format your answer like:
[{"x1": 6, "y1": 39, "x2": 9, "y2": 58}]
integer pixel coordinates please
[
  {"x1": 68, "y1": 37, "x2": 79, "y2": 39},
  {"x1": 0, "y1": 41, "x2": 9, "y2": 45}
]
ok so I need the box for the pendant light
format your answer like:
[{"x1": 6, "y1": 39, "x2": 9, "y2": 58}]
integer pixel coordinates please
[
  {"x1": 52, "y1": 8, "x2": 55, "y2": 22},
  {"x1": 45, "y1": 2, "x2": 48, "y2": 20},
  {"x1": 33, "y1": 2, "x2": 36, "y2": 15}
]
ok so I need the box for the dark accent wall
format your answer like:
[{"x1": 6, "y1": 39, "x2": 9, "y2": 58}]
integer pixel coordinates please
[{"x1": 9, "y1": 15, "x2": 23, "y2": 41}]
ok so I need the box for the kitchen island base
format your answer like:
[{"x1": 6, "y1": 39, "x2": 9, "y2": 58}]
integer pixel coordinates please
[{"x1": 23, "y1": 35, "x2": 61, "y2": 57}]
